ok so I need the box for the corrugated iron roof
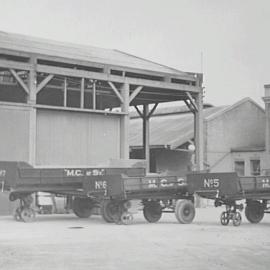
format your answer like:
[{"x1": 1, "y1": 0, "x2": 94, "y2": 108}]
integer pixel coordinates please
[
  {"x1": 130, "y1": 97, "x2": 265, "y2": 149},
  {"x1": 129, "y1": 105, "x2": 227, "y2": 149},
  {"x1": 0, "y1": 31, "x2": 188, "y2": 76}
]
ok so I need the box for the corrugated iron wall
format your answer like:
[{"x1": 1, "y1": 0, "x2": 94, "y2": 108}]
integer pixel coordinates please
[
  {"x1": 0, "y1": 105, "x2": 30, "y2": 162},
  {"x1": 36, "y1": 109, "x2": 121, "y2": 166}
]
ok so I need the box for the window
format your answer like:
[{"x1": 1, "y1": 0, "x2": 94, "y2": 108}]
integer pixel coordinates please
[
  {"x1": 250, "y1": 160, "x2": 260, "y2": 176},
  {"x1": 234, "y1": 160, "x2": 245, "y2": 176}
]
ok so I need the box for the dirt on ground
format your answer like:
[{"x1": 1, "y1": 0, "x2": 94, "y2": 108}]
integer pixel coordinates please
[{"x1": 0, "y1": 207, "x2": 269, "y2": 270}]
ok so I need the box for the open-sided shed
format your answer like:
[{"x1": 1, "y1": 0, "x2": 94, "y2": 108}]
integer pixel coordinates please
[{"x1": 0, "y1": 31, "x2": 203, "y2": 169}]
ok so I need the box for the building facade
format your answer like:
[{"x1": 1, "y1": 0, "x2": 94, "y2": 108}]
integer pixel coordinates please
[
  {"x1": 130, "y1": 98, "x2": 265, "y2": 176},
  {"x1": 0, "y1": 31, "x2": 203, "y2": 215}
]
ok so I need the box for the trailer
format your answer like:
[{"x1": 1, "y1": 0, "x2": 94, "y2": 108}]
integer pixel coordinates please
[
  {"x1": 0, "y1": 161, "x2": 195, "y2": 225},
  {"x1": 187, "y1": 171, "x2": 270, "y2": 226}
]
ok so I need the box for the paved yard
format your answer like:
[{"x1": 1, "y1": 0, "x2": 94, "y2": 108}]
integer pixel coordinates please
[{"x1": 0, "y1": 207, "x2": 269, "y2": 270}]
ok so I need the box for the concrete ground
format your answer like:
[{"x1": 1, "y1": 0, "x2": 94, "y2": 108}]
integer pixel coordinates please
[{"x1": 0, "y1": 207, "x2": 269, "y2": 270}]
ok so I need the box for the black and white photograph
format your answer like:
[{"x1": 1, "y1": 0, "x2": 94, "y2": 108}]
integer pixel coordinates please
[{"x1": 0, "y1": 0, "x2": 269, "y2": 269}]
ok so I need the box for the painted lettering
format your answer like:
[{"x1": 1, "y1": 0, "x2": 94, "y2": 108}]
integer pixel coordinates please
[
  {"x1": 204, "y1": 178, "x2": 220, "y2": 188},
  {"x1": 86, "y1": 169, "x2": 105, "y2": 176},
  {"x1": 262, "y1": 178, "x2": 270, "y2": 188},
  {"x1": 95, "y1": 180, "x2": 107, "y2": 189},
  {"x1": 148, "y1": 179, "x2": 158, "y2": 188},
  {"x1": 0, "y1": 170, "x2": 6, "y2": 177},
  {"x1": 160, "y1": 178, "x2": 174, "y2": 187},
  {"x1": 65, "y1": 169, "x2": 83, "y2": 177},
  {"x1": 177, "y1": 178, "x2": 185, "y2": 186}
]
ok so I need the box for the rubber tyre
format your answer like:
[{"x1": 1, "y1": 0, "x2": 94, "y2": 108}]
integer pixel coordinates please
[
  {"x1": 232, "y1": 212, "x2": 242, "y2": 227},
  {"x1": 9, "y1": 192, "x2": 18, "y2": 202},
  {"x1": 20, "y1": 208, "x2": 36, "y2": 223},
  {"x1": 245, "y1": 201, "x2": 264, "y2": 224},
  {"x1": 120, "y1": 212, "x2": 134, "y2": 225},
  {"x1": 13, "y1": 207, "x2": 22, "y2": 221},
  {"x1": 143, "y1": 202, "x2": 162, "y2": 223},
  {"x1": 72, "y1": 198, "x2": 93, "y2": 218},
  {"x1": 175, "y1": 200, "x2": 195, "y2": 224},
  {"x1": 100, "y1": 200, "x2": 117, "y2": 223},
  {"x1": 220, "y1": 211, "x2": 229, "y2": 226}
]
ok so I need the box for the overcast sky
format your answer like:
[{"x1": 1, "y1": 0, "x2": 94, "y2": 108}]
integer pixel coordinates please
[{"x1": 0, "y1": 0, "x2": 269, "y2": 106}]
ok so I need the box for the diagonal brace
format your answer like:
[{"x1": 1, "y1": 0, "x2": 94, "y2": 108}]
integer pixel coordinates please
[
  {"x1": 108, "y1": 81, "x2": 124, "y2": 103},
  {"x1": 134, "y1": 105, "x2": 143, "y2": 118},
  {"x1": 9, "y1": 68, "x2": 29, "y2": 94},
  {"x1": 147, "y1": 103, "x2": 158, "y2": 119},
  {"x1": 184, "y1": 99, "x2": 195, "y2": 114},
  {"x1": 185, "y1": 92, "x2": 198, "y2": 112},
  {"x1": 129, "y1": 86, "x2": 143, "y2": 104},
  {"x1": 37, "y1": 74, "x2": 54, "y2": 93}
]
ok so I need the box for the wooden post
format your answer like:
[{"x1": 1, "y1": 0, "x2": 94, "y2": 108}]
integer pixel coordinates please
[
  {"x1": 143, "y1": 104, "x2": 150, "y2": 172},
  {"x1": 92, "y1": 80, "x2": 96, "y2": 110},
  {"x1": 63, "y1": 77, "x2": 67, "y2": 107},
  {"x1": 194, "y1": 75, "x2": 204, "y2": 170},
  {"x1": 80, "y1": 78, "x2": 85, "y2": 109},
  {"x1": 28, "y1": 57, "x2": 37, "y2": 165},
  {"x1": 28, "y1": 57, "x2": 37, "y2": 104},
  {"x1": 120, "y1": 82, "x2": 129, "y2": 159}
]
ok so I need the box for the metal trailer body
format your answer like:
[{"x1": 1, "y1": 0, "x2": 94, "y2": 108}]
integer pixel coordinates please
[
  {"x1": 0, "y1": 161, "x2": 195, "y2": 224},
  {"x1": 187, "y1": 172, "x2": 270, "y2": 226}
]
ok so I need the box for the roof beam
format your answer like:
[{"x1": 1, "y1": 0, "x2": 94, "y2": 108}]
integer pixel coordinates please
[
  {"x1": 0, "y1": 47, "x2": 197, "y2": 83},
  {"x1": 36, "y1": 64, "x2": 200, "y2": 93},
  {"x1": 9, "y1": 68, "x2": 29, "y2": 94},
  {"x1": 129, "y1": 86, "x2": 143, "y2": 103},
  {"x1": 0, "y1": 59, "x2": 32, "y2": 71},
  {"x1": 36, "y1": 74, "x2": 54, "y2": 93},
  {"x1": 108, "y1": 81, "x2": 124, "y2": 103}
]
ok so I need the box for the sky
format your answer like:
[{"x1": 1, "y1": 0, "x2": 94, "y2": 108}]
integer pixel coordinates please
[{"x1": 0, "y1": 0, "x2": 269, "y2": 106}]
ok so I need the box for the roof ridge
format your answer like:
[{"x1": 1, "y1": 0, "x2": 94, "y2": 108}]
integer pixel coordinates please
[
  {"x1": 0, "y1": 30, "x2": 112, "y2": 52},
  {"x1": 205, "y1": 97, "x2": 264, "y2": 122}
]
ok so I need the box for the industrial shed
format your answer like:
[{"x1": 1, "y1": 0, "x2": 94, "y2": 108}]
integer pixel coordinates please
[
  {"x1": 0, "y1": 31, "x2": 204, "y2": 169},
  {"x1": 129, "y1": 98, "x2": 265, "y2": 176}
]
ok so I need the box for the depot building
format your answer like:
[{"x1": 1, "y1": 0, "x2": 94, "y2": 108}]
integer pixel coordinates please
[{"x1": 0, "y1": 31, "x2": 203, "y2": 215}]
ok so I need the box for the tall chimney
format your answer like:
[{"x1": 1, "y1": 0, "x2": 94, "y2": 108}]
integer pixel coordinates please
[
  {"x1": 263, "y1": 85, "x2": 270, "y2": 154},
  {"x1": 262, "y1": 85, "x2": 270, "y2": 173}
]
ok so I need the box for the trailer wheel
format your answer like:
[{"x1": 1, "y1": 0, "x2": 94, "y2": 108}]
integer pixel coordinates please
[
  {"x1": 175, "y1": 200, "x2": 195, "y2": 224},
  {"x1": 220, "y1": 211, "x2": 229, "y2": 225},
  {"x1": 72, "y1": 198, "x2": 93, "y2": 218},
  {"x1": 245, "y1": 201, "x2": 264, "y2": 223},
  {"x1": 9, "y1": 192, "x2": 18, "y2": 202},
  {"x1": 20, "y1": 208, "x2": 36, "y2": 222},
  {"x1": 232, "y1": 212, "x2": 242, "y2": 226},
  {"x1": 13, "y1": 207, "x2": 22, "y2": 221},
  {"x1": 120, "y1": 212, "x2": 134, "y2": 225},
  {"x1": 143, "y1": 201, "x2": 162, "y2": 223},
  {"x1": 101, "y1": 200, "x2": 117, "y2": 223}
]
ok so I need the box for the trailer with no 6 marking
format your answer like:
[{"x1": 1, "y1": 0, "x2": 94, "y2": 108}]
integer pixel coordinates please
[{"x1": 1, "y1": 161, "x2": 195, "y2": 225}]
